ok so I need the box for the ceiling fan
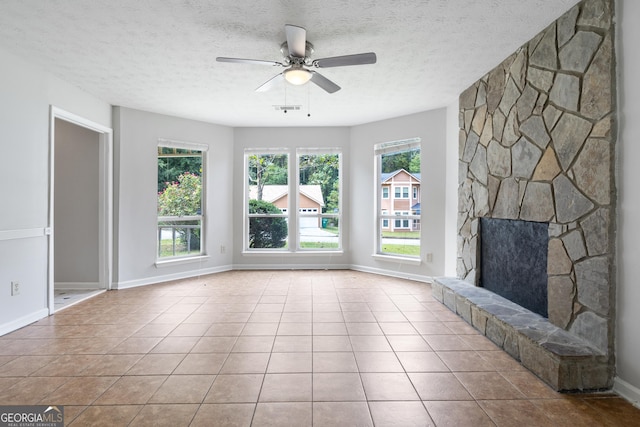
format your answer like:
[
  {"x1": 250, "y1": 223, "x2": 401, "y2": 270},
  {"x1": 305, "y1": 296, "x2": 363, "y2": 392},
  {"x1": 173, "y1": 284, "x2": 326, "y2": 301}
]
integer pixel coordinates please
[{"x1": 216, "y1": 24, "x2": 376, "y2": 94}]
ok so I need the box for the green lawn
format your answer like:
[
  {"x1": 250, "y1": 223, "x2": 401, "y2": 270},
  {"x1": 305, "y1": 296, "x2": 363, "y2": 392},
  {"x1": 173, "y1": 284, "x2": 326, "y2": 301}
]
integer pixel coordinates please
[
  {"x1": 322, "y1": 225, "x2": 339, "y2": 235},
  {"x1": 159, "y1": 240, "x2": 199, "y2": 257},
  {"x1": 300, "y1": 241, "x2": 339, "y2": 249},
  {"x1": 382, "y1": 231, "x2": 420, "y2": 239},
  {"x1": 381, "y1": 244, "x2": 420, "y2": 256}
]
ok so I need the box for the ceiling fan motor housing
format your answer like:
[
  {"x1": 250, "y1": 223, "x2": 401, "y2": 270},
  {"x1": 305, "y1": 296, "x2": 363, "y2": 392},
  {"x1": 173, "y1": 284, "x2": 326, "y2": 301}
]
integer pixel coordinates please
[{"x1": 280, "y1": 41, "x2": 314, "y2": 65}]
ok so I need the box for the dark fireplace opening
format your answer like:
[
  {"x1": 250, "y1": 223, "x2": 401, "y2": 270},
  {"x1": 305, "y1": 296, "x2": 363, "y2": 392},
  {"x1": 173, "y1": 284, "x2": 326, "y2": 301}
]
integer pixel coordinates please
[{"x1": 479, "y1": 218, "x2": 549, "y2": 318}]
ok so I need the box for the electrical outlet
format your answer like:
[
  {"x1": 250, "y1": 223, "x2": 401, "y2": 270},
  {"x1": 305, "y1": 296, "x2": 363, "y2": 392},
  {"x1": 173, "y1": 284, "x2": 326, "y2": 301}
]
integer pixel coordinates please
[
  {"x1": 426, "y1": 253, "x2": 433, "y2": 263},
  {"x1": 220, "y1": 245, "x2": 226, "y2": 254},
  {"x1": 11, "y1": 281, "x2": 20, "y2": 296}
]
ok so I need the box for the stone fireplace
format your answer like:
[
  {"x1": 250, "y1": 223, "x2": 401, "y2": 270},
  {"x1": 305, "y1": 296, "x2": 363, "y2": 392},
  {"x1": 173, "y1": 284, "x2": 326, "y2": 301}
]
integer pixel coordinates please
[{"x1": 436, "y1": 0, "x2": 616, "y2": 390}]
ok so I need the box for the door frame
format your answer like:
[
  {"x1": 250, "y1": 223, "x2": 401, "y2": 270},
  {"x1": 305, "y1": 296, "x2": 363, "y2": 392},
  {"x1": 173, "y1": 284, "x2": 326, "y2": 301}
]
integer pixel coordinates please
[{"x1": 48, "y1": 106, "x2": 113, "y2": 314}]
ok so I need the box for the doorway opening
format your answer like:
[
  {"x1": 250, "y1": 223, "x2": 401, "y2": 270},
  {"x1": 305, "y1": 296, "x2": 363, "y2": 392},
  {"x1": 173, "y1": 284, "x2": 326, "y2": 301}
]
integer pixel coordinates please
[{"x1": 49, "y1": 107, "x2": 113, "y2": 313}]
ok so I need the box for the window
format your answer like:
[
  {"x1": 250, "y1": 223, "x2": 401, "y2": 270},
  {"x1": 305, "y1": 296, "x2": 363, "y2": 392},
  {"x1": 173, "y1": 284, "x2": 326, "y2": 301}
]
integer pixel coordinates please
[
  {"x1": 244, "y1": 148, "x2": 342, "y2": 252},
  {"x1": 382, "y1": 187, "x2": 389, "y2": 199},
  {"x1": 375, "y1": 138, "x2": 421, "y2": 258},
  {"x1": 394, "y1": 212, "x2": 401, "y2": 228},
  {"x1": 394, "y1": 186, "x2": 409, "y2": 198},
  {"x1": 157, "y1": 141, "x2": 206, "y2": 259},
  {"x1": 297, "y1": 149, "x2": 342, "y2": 250},
  {"x1": 245, "y1": 151, "x2": 289, "y2": 250},
  {"x1": 393, "y1": 211, "x2": 410, "y2": 228}
]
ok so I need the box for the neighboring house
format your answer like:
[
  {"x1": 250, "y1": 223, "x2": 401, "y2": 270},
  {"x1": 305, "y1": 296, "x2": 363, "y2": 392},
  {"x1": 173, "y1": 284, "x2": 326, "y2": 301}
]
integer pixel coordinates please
[
  {"x1": 249, "y1": 184, "x2": 325, "y2": 228},
  {"x1": 380, "y1": 169, "x2": 421, "y2": 231}
]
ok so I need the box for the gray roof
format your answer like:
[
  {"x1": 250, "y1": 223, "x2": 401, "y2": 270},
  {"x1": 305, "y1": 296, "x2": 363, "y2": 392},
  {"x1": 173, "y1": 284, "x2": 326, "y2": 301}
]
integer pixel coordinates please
[{"x1": 381, "y1": 169, "x2": 421, "y2": 183}]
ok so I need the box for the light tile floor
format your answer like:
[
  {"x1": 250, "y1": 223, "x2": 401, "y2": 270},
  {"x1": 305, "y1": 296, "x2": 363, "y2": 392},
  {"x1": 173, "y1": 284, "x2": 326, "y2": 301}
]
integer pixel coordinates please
[
  {"x1": 54, "y1": 288, "x2": 105, "y2": 311},
  {"x1": 1, "y1": 270, "x2": 639, "y2": 426}
]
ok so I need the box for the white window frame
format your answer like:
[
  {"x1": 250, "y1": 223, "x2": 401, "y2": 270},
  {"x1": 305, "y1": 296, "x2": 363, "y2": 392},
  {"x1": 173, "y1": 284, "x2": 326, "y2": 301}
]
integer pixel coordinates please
[
  {"x1": 242, "y1": 147, "x2": 343, "y2": 254},
  {"x1": 156, "y1": 139, "x2": 208, "y2": 262},
  {"x1": 296, "y1": 148, "x2": 343, "y2": 252},
  {"x1": 382, "y1": 187, "x2": 389, "y2": 199},
  {"x1": 244, "y1": 148, "x2": 290, "y2": 252},
  {"x1": 374, "y1": 138, "x2": 421, "y2": 262}
]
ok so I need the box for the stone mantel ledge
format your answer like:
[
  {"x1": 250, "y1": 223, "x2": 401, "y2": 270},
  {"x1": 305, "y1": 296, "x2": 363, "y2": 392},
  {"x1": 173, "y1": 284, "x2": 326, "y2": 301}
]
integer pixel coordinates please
[{"x1": 432, "y1": 277, "x2": 611, "y2": 391}]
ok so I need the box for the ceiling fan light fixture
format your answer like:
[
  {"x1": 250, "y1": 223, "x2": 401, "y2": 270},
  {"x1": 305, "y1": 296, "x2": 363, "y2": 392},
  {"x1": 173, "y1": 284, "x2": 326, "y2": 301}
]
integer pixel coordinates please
[{"x1": 284, "y1": 67, "x2": 312, "y2": 85}]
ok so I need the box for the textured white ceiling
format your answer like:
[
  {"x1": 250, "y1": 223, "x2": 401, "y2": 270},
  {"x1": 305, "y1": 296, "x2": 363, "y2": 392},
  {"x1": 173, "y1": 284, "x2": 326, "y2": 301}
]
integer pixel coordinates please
[{"x1": 0, "y1": 0, "x2": 580, "y2": 127}]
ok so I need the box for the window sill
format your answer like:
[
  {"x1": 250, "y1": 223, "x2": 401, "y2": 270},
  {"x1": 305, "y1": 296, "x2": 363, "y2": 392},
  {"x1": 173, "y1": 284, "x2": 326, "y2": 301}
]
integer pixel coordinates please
[
  {"x1": 371, "y1": 253, "x2": 422, "y2": 266},
  {"x1": 155, "y1": 255, "x2": 209, "y2": 268}
]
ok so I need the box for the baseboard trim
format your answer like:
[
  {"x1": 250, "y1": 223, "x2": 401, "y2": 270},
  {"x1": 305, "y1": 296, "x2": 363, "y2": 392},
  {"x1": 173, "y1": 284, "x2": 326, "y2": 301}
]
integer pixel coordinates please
[
  {"x1": 0, "y1": 308, "x2": 49, "y2": 336},
  {"x1": 233, "y1": 263, "x2": 351, "y2": 270},
  {"x1": 55, "y1": 282, "x2": 103, "y2": 290},
  {"x1": 613, "y1": 376, "x2": 640, "y2": 408},
  {"x1": 114, "y1": 265, "x2": 233, "y2": 289},
  {"x1": 350, "y1": 264, "x2": 432, "y2": 284},
  {"x1": 115, "y1": 264, "x2": 429, "y2": 289},
  {"x1": 0, "y1": 227, "x2": 47, "y2": 241}
]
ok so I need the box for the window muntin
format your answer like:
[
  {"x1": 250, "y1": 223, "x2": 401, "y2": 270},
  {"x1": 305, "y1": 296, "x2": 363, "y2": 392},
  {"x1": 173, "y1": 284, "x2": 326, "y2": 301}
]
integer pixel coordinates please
[
  {"x1": 393, "y1": 186, "x2": 410, "y2": 199},
  {"x1": 297, "y1": 151, "x2": 341, "y2": 251},
  {"x1": 375, "y1": 138, "x2": 421, "y2": 258},
  {"x1": 157, "y1": 143, "x2": 206, "y2": 259},
  {"x1": 246, "y1": 152, "x2": 289, "y2": 250}
]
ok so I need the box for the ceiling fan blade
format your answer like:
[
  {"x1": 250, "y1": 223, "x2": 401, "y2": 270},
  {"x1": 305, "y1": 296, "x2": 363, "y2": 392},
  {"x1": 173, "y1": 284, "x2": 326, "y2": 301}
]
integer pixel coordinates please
[
  {"x1": 255, "y1": 73, "x2": 285, "y2": 92},
  {"x1": 216, "y1": 57, "x2": 283, "y2": 67},
  {"x1": 310, "y1": 71, "x2": 341, "y2": 94},
  {"x1": 285, "y1": 24, "x2": 307, "y2": 58},
  {"x1": 313, "y1": 52, "x2": 377, "y2": 68}
]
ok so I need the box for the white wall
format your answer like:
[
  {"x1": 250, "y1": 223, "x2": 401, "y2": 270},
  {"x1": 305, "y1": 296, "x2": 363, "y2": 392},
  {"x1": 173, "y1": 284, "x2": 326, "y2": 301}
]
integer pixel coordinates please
[
  {"x1": 54, "y1": 119, "x2": 100, "y2": 285},
  {"x1": 232, "y1": 127, "x2": 352, "y2": 269},
  {"x1": 0, "y1": 46, "x2": 111, "y2": 334},
  {"x1": 112, "y1": 107, "x2": 234, "y2": 288},
  {"x1": 444, "y1": 103, "x2": 459, "y2": 276},
  {"x1": 349, "y1": 110, "x2": 448, "y2": 281},
  {"x1": 615, "y1": 0, "x2": 640, "y2": 405}
]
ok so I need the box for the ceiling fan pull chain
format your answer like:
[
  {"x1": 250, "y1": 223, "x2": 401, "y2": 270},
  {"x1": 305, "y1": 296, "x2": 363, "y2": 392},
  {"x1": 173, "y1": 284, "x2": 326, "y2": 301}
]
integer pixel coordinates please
[
  {"x1": 307, "y1": 83, "x2": 311, "y2": 118},
  {"x1": 283, "y1": 83, "x2": 288, "y2": 114}
]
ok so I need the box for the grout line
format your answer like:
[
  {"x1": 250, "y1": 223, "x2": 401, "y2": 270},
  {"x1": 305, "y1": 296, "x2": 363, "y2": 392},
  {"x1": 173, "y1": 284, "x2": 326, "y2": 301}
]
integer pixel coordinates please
[{"x1": 3, "y1": 271, "x2": 637, "y2": 425}]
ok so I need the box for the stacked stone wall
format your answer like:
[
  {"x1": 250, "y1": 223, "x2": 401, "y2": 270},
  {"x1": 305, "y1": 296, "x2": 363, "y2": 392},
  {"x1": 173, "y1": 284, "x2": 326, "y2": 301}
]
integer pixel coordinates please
[{"x1": 457, "y1": 0, "x2": 615, "y2": 361}]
